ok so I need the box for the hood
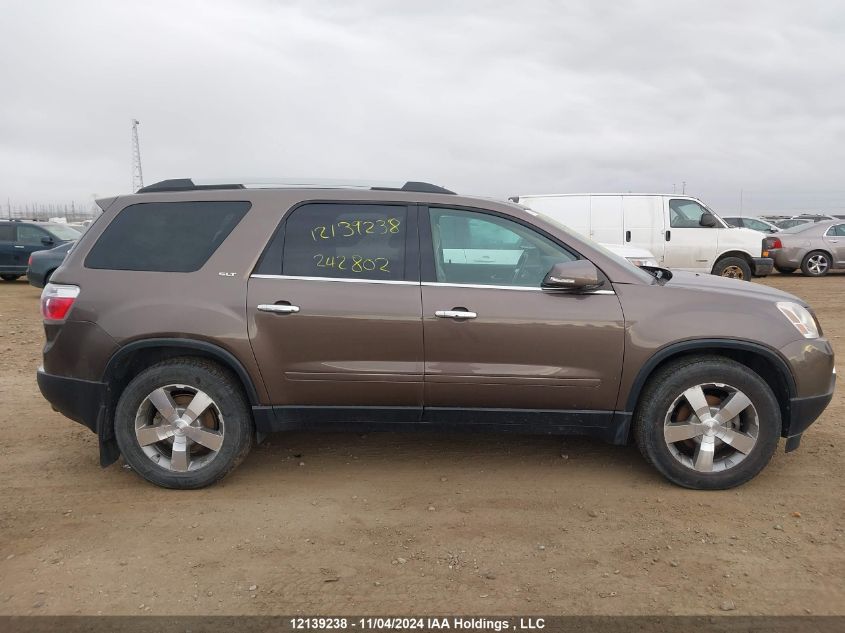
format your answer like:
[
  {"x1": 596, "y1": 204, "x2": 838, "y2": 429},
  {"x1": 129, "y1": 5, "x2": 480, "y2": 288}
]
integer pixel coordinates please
[
  {"x1": 662, "y1": 270, "x2": 804, "y2": 305},
  {"x1": 727, "y1": 226, "x2": 766, "y2": 239}
]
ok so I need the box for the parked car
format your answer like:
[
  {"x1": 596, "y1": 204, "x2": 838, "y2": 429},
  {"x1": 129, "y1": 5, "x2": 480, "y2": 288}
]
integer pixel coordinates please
[
  {"x1": 722, "y1": 216, "x2": 780, "y2": 233},
  {"x1": 774, "y1": 218, "x2": 812, "y2": 230},
  {"x1": 0, "y1": 220, "x2": 81, "y2": 281},
  {"x1": 37, "y1": 178, "x2": 834, "y2": 490},
  {"x1": 769, "y1": 220, "x2": 845, "y2": 276},
  {"x1": 27, "y1": 241, "x2": 75, "y2": 288},
  {"x1": 792, "y1": 213, "x2": 837, "y2": 222},
  {"x1": 510, "y1": 193, "x2": 772, "y2": 281}
]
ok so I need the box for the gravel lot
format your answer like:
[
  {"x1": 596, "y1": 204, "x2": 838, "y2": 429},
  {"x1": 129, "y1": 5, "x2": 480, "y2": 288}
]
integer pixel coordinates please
[{"x1": 0, "y1": 273, "x2": 842, "y2": 616}]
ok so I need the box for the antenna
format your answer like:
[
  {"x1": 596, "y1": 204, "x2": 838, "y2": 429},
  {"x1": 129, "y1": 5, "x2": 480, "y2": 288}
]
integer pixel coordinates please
[{"x1": 130, "y1": 119, "x2": 144, "y2": 192}]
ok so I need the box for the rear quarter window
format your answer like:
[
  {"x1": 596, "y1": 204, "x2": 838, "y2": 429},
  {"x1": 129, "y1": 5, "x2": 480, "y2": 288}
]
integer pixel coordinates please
[{"x1": 85, "y1": 201, "x2": 250, "y2": 272}]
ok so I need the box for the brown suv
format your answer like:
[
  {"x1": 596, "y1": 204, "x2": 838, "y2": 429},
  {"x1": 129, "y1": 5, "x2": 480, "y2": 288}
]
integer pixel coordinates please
[{"x1": 37, "y1": 179, "x2": 836, "y2": 490}]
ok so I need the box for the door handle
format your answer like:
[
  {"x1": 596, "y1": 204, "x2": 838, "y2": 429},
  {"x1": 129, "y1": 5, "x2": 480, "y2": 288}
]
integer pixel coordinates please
[
  {"x1": 257, "y1": 303, "x2": 300, "y2": 314},
  {"x1": 435, "y1": 309, "x2": 477, "y2": 320}
]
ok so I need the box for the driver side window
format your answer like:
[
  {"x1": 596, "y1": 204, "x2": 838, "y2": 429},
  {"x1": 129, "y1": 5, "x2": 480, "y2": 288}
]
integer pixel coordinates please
[
  {"x1": 429, "y1": 208, "x2": 576, "y2": 287},
  {"x1": 669, "y1": 199, "x2": 709, "y2": 228},
  {"x1": 17, "y1": 225, "x2": 48, "y2": 245}
]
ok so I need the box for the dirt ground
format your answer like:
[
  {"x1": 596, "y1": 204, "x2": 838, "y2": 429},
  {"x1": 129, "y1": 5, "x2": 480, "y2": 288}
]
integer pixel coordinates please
[{"x1": 0, "y1": 273, "x2": 842, "y2": 617}]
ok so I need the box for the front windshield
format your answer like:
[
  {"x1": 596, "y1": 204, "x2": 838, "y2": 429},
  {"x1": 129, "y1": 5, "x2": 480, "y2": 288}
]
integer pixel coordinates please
[
  {"x1": 45, "y1": 224, "x2": 82, "y2": 240},
  {"x1": 529, "y1": 209, "x2": 657, "y2": 284},
  {"x1": 781, "y1": 222, "x2": 819, "y2": 234}
]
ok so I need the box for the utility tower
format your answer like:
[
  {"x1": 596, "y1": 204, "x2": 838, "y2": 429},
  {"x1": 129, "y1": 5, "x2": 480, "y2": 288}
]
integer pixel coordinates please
[{"x1": 130, "y1": 118, "x2": 144, "y2": 192}]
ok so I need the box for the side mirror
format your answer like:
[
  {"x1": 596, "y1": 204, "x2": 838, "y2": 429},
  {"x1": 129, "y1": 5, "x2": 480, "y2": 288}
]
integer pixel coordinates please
[
  {"x1": 542, "y1": 260, "x2": 604, "y2": 291},
  {"x1": 41, "y1": 236, "x2": 54, "y2": 246},
  {"x1": 699, "y1": 213, "x2": 719, "y2": 228}
]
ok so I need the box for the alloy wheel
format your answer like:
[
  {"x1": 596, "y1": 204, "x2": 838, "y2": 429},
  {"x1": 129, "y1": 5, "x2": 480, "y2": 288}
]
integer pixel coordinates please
[
  {"x1": 807, "y1": 254, "x2": 829, "y2": 275},
  {"x1": 663, "y1": 383, "x2": 759, "y2": 473},
  {"x1": 134, "y1": 384, "x2": 225, "y2": 472}
]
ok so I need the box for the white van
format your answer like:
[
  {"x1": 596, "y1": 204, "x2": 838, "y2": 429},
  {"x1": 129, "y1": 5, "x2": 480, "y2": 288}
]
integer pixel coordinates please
[{"x1": 511, "y1": 193, "x2": 774, "y2": 280}]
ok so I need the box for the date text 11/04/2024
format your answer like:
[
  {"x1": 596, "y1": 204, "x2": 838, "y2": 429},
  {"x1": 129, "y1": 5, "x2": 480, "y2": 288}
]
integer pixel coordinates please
[{"x1": 289, "y1": 617, "x2": 547, "y2": 630}]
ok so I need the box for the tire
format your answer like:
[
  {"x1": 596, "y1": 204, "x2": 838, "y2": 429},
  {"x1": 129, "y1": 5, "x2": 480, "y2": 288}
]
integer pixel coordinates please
[
  {"x1": 633, "y1": 355, "x2": 780, "y2": 490},
  {"x1": 114, "y1": 358, "x2": 254, "y2": 489},
  {"x1": 801, "y1": 251, "x2": 831, "y2": 277},
  {"x1": 775, "y1": 266, "x2": 796, "y2": 274},
  {"x1": 712, "y1": 257, "x2": 752, "y2": 281},
  {"x1": 1, "y1": 274, "x2": 21, "y2": 282}
]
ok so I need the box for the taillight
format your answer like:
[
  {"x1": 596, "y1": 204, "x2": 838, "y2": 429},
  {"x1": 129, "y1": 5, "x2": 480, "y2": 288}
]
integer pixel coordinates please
[
  {"x1": 762, "y1": 237, "x2": 782, "y2": 257},
  {"x1": 27, "y1": 255, "x2": 33, "y2": 267},
  {"x1": 40, "y1": 283, "x2": 80, "y2": 322}
]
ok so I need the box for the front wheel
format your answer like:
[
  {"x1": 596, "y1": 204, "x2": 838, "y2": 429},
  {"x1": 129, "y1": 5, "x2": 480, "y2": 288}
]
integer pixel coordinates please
[
  {"x1": 712, "y1": 257, "x2": 752, "y2": 281},
  {"x1": 114, "y1": 358, "x2": 254, "y2": 489},
  {"x1": 634, "y1": 356, "x2": 780, "y2": 489}
]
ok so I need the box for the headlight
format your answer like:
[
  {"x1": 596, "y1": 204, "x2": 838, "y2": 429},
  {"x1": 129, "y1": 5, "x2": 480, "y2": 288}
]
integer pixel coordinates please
[
  {"x1": 626, "y1": 257, "x2": 659, "y2": 267},
  {"x1": 777, "y1": 301, "x2": 820, "y2": 339}
]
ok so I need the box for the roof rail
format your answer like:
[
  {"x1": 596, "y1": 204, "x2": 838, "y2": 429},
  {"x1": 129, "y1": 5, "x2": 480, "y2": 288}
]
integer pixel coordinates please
[{"x1": 137, "y1": 178, "x2": 455, "y2": 195}]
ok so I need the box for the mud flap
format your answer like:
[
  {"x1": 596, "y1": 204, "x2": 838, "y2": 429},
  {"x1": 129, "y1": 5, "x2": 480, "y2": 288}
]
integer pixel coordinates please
[{"x1": 95, "y1": 403, "x2": 121, "y2": 467}]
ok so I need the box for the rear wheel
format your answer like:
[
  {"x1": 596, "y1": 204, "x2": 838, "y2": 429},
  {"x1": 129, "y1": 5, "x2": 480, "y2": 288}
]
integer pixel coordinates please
[
  {"x1": 775, "y1": 266, "x2": 796, "y2": 274},
  {"x1": 1, "y1": 274, "x2": 20, "y2": 282},
  {"x1": 801, "y1": 251, "x2": 830, "y2": 277},
  {"x1": 114, "y1": 358, "x2": 254, "y2": 489},
  {"x1": 712, "y1": 257, "x2": 751, "y2": 281},
  {"x1": 634, "y1": 356, "x2": 780, "y2": 490}
]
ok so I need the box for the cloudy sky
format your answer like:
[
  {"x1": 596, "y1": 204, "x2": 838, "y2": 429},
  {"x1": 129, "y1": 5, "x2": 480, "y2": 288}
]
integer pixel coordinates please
[{"x1": 1, "y1": 0, "x2": 844, "y2": 214}]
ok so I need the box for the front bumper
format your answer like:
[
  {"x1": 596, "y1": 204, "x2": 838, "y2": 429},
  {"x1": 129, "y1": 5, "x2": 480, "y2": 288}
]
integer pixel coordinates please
[
  {"x1": 782, "y1": 364, "x2": 836, "y2": 451},
  {"x1": 752, "y1": 257, "x2": 774, "y2": 276}
]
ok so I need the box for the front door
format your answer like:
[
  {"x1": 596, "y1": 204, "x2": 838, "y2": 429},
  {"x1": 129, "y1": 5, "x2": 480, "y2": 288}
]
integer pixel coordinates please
[
  {"x1": 420, "y1": 206, "x2": 625, "y2": 425},
  {"x1": 247, "y1": 202, "x2": 424, "y2": 422},
  {"x1": 665, "y1": 198, "x2": 720, "y2": 272},
  {"x1": 15, "y1": 224, "x2": 54, "y2": 271},
  {"x1": 824, "y1": 223, "x2": 845, "y2": 266}
]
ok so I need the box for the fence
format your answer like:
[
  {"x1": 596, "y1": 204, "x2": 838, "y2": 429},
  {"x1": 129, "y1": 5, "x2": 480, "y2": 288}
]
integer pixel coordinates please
[{"x1": 2, "y1": 201, "x2": 99, "y2": 223}]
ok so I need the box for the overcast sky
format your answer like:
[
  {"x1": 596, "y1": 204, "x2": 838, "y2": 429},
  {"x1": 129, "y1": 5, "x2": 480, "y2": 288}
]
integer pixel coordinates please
[{"x1": 1, "y1": 0, "x2": 844, "y2": 214}]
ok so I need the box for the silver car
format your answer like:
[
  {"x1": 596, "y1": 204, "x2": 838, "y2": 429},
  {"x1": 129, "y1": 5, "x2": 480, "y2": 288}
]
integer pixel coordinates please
[{"x1": 772, "y1": 220, "x2": 845, "y2": 276}]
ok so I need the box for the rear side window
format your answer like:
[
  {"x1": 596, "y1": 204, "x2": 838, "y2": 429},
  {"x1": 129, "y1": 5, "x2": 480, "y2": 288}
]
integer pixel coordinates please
[
  {"x1": 282, "y1": 203, "x2": 408, "y2": 281},
  {"x1": 86, "y1": 201, "x2": 250, "y2": 272},
  {"x1": 0, "y1": 224, "x2": 16, "y2": 241}
]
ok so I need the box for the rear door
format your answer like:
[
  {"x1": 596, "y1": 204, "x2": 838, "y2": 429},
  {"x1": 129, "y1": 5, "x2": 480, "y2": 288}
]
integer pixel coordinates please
[
  {"x1": 420, "y1": 205, "x2": 625, "y2": 422},
  {"x1": 0, "y1": 224, "x2": 16, "y2": 270},
  {"x1": 622, "y1": 196, "x2": 664, "y2": 262},
  {"x1": 247, "y1": 202, "x2": 424, "y2": 422},
  {"x1": 589, "y1": 195, "x2": 623, "y2": 244},
  {"x1": 664, "y1": 198, "x2": 720, "y2": 272},
  {"x1": 519, "y1": 196, "x2": 590, "y2": 239}
]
